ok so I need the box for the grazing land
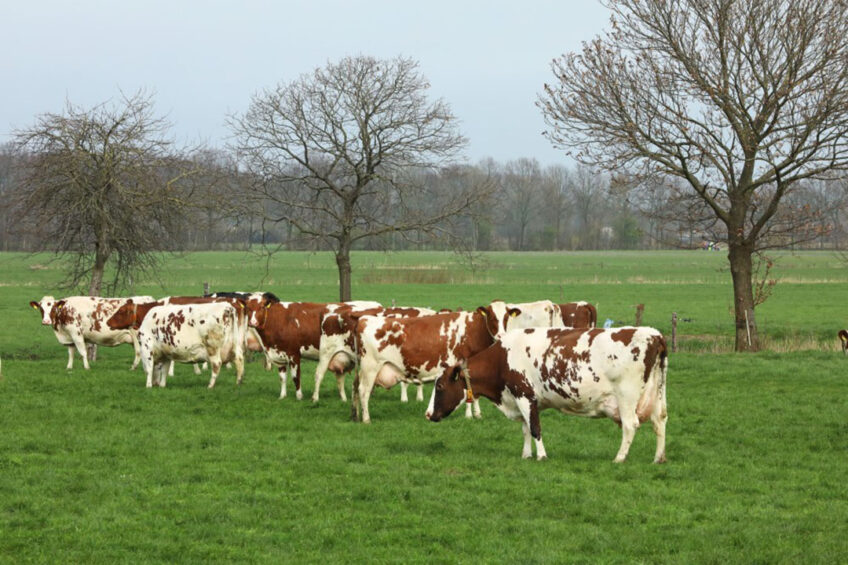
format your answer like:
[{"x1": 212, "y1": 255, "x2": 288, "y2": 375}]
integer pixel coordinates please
[{"x1": 1, "y1": 250, "x2": 846, "y2": 563}]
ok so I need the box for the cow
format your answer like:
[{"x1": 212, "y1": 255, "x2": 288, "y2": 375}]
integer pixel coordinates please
[
  {"x1": 559, "y1": 301, "x2": 597, "y2": 328},
  {"x1": 477, "y1": 299, "x2": 563, "y2": 336},
  {"x1": 839, "y1": 330, "x2": 848, "y2": 355},
  {"x1": 352, "y1": 309, "x2": 505, "y2": 424},
  {"x1": 246, "y1": 299, "x2": 382, "y2": 400},
  {"x1": 426, "y1": 326, "x2": 668, "y2": 463},
  {"x1": 137, "y1": 302, "x2": 245, "y2": 389},
  {"x1": 30, "y1": 295, "x2": 155, "y2": 370},
  {"x1": 312, "y1": 306, "x2": 437, "y2": 403},
  {"x1": 107, "y1": 295, "x2": 253, "y2": 377}
]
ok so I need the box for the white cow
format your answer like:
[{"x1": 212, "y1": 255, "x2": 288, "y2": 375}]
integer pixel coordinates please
[
  {"x1": 137, "y1": 302, "x2": 245, "y2": 389},
  {"x1": 30, "y1": 295, "x2": 155, "y2": 370}
]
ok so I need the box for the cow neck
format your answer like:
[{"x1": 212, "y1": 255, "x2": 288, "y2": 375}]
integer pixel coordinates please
[{"x1": 463, "y1": 345, "x2": 505, "y2": 404}]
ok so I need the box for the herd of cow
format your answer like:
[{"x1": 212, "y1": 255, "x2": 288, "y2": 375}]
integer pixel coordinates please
[{"x1": 29, "y1": 292, "x2": 668, "y2": 463}]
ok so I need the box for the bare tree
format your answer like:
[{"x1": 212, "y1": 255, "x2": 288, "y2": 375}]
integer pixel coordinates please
[
  {"x1": 539, "y1": 0, "x2": 848, "y2": 351},
  {"x1": 501, "y1": 158, "x2": 543, "y2": 250},
  {"x1": 11, "y1": 91, "x2": 196, "y2": 295},
  {"x1": 230, "y1": 55, "x2": 478, "y2": 300}
]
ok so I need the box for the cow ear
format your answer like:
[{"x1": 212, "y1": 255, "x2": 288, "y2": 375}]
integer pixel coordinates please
[
  {"x1": 475, "y1": 306, "x2": 488, "y2": 317},
  {"x1": 840, "y1": 330, "x2": 848, "y2": 343},
  {"x1": 30, "y1": 301, "x2": 39, "y2": 309},
  {"x1": 450, "y1": 366, "x2": 462, "y2": 381},
  {"x1": 508, "y1": 307, "x2": 521, "y2": 318}
]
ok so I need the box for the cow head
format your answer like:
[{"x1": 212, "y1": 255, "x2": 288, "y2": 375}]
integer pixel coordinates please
[
  {"x1": 108, "y1": 300, "x2": 136, "y2": 330},
  {"x1": 426, "y1": 364, "x2": 470, "y2": 422},
  {"x1": 476, "y1": 302, "x2": 521, "y2": 338},
  {"x1": 245, "y1": 292, "x2": 280, "y2": 329},
  {"x1": 30, "y1": 296, "x2": 56, "y2": 325}
]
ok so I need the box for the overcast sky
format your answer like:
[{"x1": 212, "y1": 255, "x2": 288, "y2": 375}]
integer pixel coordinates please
[{"x1": 1, "y1": 1, "x2": 610, "y2": 166}]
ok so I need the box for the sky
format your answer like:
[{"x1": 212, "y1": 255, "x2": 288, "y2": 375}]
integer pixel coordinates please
[{"x1": 0, "y1": 1, "x2": 610, "y2": 166}]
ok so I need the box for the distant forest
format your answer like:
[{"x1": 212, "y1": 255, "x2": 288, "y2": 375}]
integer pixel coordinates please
[{"x1": 2, "y1": 143, "x2": 846, "y2": 254}]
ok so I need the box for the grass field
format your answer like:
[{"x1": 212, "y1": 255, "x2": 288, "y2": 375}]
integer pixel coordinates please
[{"x1": 1, "y1": 250, "x2": 847, "y2": 563}]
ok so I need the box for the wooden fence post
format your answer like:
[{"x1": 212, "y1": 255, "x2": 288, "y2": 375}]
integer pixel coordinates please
[
  {"x1": 635, "y1": 304, "x2": 644, "y2": 326},
  {"x1": 671, "y1": 312, "x2": 678, "y2": 353}
]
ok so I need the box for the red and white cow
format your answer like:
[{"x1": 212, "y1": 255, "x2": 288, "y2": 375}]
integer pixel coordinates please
[
  {"x1": 559, "y1": 301, "x2": 597, "y2": 328},
  {"x1": 478, "y1": 300, "x2": 562, "y2": 335},
  {"x1": 246, "y1": 300, "x2": 381, "y2": 399},
  {"x1": 352, "y1": 309, "x2": 507, "y2": 423},
  {"x1": 426, "y1": 326, "x2": 668, "y2": 463},
  {"x1": 108, "y1": 295, "x2": 253, "y2": 377},
  {"x1": 30, "y1": 295, "x2": 155, "y2": 370},
  {"x1": 313, "y1": 306, "x2": 437, "y2": 403},
  {"x1": 137, "y1": 302, "x2": 245, "y2": 388}
]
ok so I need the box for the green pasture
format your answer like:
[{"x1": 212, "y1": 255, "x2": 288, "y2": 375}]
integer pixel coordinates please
[{"x1": 1, "y1": 250, "x2": 847, "y2": 563}]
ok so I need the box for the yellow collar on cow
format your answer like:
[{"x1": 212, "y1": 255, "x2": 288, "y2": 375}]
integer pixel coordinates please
[{"x1": 462, "y1": 367, "x2": 474, "y2": 403}]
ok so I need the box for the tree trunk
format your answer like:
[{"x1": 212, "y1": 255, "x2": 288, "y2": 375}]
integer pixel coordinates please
[
  {"x1": 728, "y1": 242, "x2": 760, "y2": 352},
  {"x1": 336, "y1": 237, "x2": 352, "y2": 302}
]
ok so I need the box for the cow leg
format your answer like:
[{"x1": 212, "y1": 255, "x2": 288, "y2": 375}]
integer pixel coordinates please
[
  {"x1": 168, "y1": 360, "x2": 175, "y2": 377},
  {"x1": 66, "y1": 346, "x2": 75, "y2": 370},
  {"x1": 312, "y1": 356, "x2": 329, "y2": 403},
  {"x1": 156, "y1": 362, "x2": 168, "y2": 388},
  {"x1": 234, "y1": 352, "x2": 245, "y2": 386},
  {"x1": 130, "y1": 333, "x2": 141, "y2": 370},
  {"x1": 416, "y1": 383, "x2": 424, "y2": 402},
  {"x1": 519, "y1": 400, "x2": 546, "y2": 460},
  {"x1": 336, "y1": 374, "x2": 348, "y2": 402},
  {"x1": 520, "y1": 422, "x2": 533, "y2": 459},
  {"x1": 400, "y1": 381, "x2": 410, "y2": 403},
  {"x1": 279, "y1": 365, "x2": 288, "y2": 399},
  {"x1": 464, "y1": 398, "x2": 482, "y2": 419},
  {"x1": 651, "y1": 382, "x2": 668, "y2": 464},
  {"x1": 87, "y1": 343, "x2": 97, "y2": 362},
  {"x1": 350, "y1": 373, "x2": 361, "y2": 421},
  {"x1": 264, "y1": 356, "x2": 272, "y2": 371},
  {"x1": 293, "y1": 358, "x2": 303, "y2": 400},
  {"x1": 613, "y1": 398, "x2": 640, "y2": 463},
  {"x1": 71, "y1": 334, "x2": 90, "y2": 370},
  {"x1": 207, "y1": 358, "x2": 223, "y2": 388},
  {"x1": 356, "y1": 365, "x2": 378, "y2": 424},
  {"x1": 145, "y1": 358, "x2": 155, "y2": 388},
  {"x1": 193, "y1": 363, "x2": 202, "y2": 375}
]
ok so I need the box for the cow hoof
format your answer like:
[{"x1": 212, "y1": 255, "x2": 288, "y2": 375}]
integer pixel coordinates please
[
  {"x1": 653, "y1": 456, "x2": 667, "y2": 464},
  {"x1": 613, "y1": 457, "x2": 626, "y2": 464},
  {"x1": 537, "y1": 455, "x2": 548, "y2": 461},
  {"x1": 311, "y1": 396, "x2": 319, "y2": 404},
  {"x1": 296, "y1": 391, "x2": 303, "y2": 400},
  {"x1": 473, "y1": 413, "x2": 482, "y2": 420},
  {"x1": 522, "y1": 453, "x2": 532, "y2": 460}
]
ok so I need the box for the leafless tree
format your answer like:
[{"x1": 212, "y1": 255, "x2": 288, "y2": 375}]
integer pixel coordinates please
[
  {"x1": 229, "y1": 55, "x2": 481, "y2": 300},
  {"x1": 11, "y1": 90, "x2": 198, "y2": 295},
  {"x1": 500, "y1": 158, "x2": 543, "y2": 250},
  {"x1": 539, "y1": 0, "x2": 848, "y2": 351}
]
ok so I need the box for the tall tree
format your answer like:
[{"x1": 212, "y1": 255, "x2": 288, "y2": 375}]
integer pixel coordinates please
[
  {"x1": 12, "y1": 91, "x2": 195, "y2": 295},
  {"x1": 230, "y1": 55, "x2": 476, "y2": 300},
  {"x1": 539, "y1": 0, "x2": 848, "y2": 351}
]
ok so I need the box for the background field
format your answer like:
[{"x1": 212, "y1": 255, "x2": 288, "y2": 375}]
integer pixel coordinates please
[{"x1": 1, "y1": 250, "x2": 847, "y2": 563}]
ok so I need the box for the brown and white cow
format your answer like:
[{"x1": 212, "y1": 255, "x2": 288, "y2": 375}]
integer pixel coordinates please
[
  {"x1": 477, "y1": 300, "x2": 562, "y2": 335},
  {"x1": 30, "y1": 295, "x2": 155, "y2": 370},
  {"x1": 352, "y1": 309, "x2": 505, "y2": 423},
  {"x1": 426, "y1": 326, "x2": 668, "y2": 463},
  {"x1": 137, "y1": 302, "x2": 245, "y2": 389},
  {"x1": 108, "y1": 295, "x2": 253, "y2": 377},
  {"x1": 313, "y1": 306, "x2": 437, "y2": 403},
  {"x1": 246, "y1": 300, "x2": 381, "y2": 399},
  {"x1": 559, "y1": 301, "x2": 597, "y2": 328}
]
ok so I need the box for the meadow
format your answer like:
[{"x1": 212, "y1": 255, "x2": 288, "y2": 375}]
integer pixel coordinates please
[{"x1": 1, "y1": 250, "x2": 846, "y2": 563}]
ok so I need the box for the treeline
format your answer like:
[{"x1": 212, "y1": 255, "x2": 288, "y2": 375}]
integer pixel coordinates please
[{"x1": 2, "y1": 143, "x2": 846, "y2": 253}]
